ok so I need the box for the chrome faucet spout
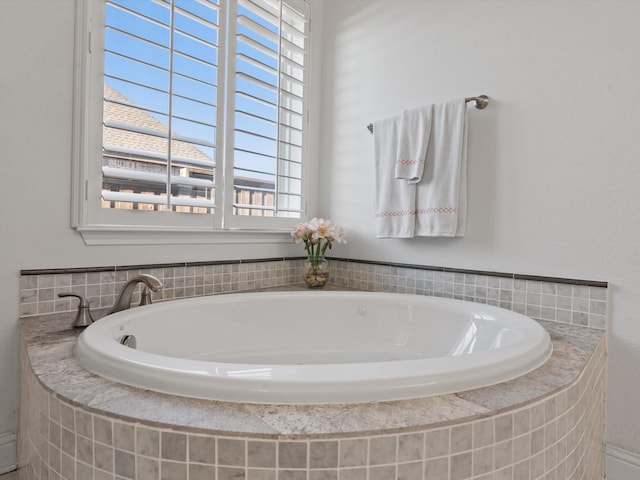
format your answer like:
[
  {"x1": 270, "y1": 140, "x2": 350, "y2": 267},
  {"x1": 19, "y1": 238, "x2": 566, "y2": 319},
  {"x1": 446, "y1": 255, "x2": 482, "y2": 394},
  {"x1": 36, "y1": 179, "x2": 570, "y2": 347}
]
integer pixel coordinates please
[{"x1": 108, "y1": 274, "x2": 162, "y2": 315}]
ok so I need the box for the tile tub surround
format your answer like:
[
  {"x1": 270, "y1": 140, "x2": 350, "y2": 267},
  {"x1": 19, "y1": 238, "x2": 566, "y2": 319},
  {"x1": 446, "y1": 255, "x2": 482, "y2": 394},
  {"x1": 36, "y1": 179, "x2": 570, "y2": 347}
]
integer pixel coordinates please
[
  {"x1": 329, "y1": 259, "x2": 608, "y2": 330},
  {"x1": 19, "y1": 259, "x2": 304, "y2": 318},
  {"x1": 18, "y1": 305, "x2": 605, "y2": 480},
  {"x1": 19, "y1": 258, "x2": 608, "y2": 331}
]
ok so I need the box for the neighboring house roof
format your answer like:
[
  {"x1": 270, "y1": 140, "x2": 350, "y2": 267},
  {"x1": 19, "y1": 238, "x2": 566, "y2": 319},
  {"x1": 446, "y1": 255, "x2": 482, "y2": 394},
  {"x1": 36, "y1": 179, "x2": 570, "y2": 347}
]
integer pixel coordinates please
[
  {"x1": 101, "y1": 83, "x2": 274, "y2": 196},
  {"x1": 103, "y1": 83, "x2": 213, "y2": 165}
]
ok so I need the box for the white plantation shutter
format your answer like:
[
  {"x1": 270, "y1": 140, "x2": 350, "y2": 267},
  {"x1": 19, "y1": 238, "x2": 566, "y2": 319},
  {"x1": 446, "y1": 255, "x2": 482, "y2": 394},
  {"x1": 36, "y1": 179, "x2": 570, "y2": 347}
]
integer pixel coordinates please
[
  {"x1": 231, "y1": 0, "x2": 309, "y2": 221},
  {"x1": 102, "y1": 0, "x2": 221, "y2": 214},
  {"x1": 76, "y1": 0, "x2": 310, "y2": 235}
]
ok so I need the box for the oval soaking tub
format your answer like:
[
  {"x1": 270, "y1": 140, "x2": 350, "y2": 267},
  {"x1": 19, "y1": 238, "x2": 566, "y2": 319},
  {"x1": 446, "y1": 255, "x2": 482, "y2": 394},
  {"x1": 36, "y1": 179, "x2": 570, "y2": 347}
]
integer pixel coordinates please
[{"x1": 76, "y1": 291, "x2": 552, "y2": 404}]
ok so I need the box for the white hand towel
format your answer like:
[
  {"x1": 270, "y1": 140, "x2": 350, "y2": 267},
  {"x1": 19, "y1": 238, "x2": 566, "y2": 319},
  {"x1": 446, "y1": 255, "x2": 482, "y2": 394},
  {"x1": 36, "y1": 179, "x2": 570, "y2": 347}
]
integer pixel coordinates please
[
  {"x1": 415, "y1": 98, "x2": 468, "y2": 237},
  {"x1": 374, "y1": 116, "x2": 416, "y2": 238},
  {"x1": 395, "y1": 105, "x2": 433, "y2": 183}
]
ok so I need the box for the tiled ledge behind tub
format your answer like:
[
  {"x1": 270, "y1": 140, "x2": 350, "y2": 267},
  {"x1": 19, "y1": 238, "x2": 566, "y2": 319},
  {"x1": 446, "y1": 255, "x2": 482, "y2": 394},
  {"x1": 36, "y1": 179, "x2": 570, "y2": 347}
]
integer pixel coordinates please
[
  {"x1": 329, "y1": 259, "x2": 608, "y2": 330},
  {"x1": 19, "y1": 258, "x2": 305, "y2": 318},
  {"x1": 19, "y1": 258, "x2": 607, "y2": 330}
]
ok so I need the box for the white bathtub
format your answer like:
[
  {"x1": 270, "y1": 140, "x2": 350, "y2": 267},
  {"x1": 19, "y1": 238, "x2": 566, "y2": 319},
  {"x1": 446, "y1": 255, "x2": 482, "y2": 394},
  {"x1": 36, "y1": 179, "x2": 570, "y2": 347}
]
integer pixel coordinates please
[{"x1": 76, "y1": 291, "x2": 552, "y2": 404}]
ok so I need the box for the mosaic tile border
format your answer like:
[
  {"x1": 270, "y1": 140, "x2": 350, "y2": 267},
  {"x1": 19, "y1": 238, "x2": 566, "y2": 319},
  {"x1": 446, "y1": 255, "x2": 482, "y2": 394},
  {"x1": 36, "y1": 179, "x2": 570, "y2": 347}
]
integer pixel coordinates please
[
  {"x1": 18, "y1": 331, "x2": 606, "y2": 480},
  {"x1": 18, "y1": 259, "x2": 305, "y2": 318},
  {"x1": 18, "y1": 258, "x2": 607, "y2": 330},
  {"x1": 330, "y1": 260, "x2": 608, "y2": 330}
]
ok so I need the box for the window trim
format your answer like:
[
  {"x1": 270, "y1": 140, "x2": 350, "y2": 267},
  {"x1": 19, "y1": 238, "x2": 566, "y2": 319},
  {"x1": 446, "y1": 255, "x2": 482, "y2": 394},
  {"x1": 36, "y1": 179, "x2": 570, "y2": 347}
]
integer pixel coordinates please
[
  {"x1": 75, "y1": 224, "x2": 292, "y2": 246},
  {"x1": 71, "y1": 0, "x2": 312, "y2": 246}
]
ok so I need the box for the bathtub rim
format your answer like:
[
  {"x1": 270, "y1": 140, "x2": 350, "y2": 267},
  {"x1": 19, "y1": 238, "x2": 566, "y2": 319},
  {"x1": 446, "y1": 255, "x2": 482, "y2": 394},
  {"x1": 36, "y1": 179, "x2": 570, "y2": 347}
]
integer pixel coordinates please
[{"x1": 75, "y1": 291, "x2": 553, "y2": 405}]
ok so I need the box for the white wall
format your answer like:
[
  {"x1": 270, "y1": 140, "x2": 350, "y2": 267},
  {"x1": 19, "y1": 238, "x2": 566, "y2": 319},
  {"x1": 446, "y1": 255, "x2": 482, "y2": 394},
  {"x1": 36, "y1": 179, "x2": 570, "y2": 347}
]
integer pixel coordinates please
[
  {"x1": 319, "y1": 0, "x2": 640, "y2": 472},
  {"x1": 0, "y1": 0, "x2": 306, "y2": 470}
]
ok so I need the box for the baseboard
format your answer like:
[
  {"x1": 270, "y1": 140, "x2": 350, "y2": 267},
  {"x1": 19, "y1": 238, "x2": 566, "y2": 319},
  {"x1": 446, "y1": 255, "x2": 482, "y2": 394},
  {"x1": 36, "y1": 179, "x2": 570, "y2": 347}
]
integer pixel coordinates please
[
  {"x1": 606, "y1": 444, "x2": 640, "y2": 480},
  {"x1": 0, "y1": 431, "x2": 16, "y2": 474}
]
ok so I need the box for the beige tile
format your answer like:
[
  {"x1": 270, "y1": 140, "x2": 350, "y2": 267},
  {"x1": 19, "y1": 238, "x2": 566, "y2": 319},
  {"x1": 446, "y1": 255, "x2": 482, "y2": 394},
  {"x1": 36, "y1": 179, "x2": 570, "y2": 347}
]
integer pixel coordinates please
[
  {"x1": 137, "y1": 426, "x2": 160, "y2": 458},
  {"x1": 309, "y1": 441, "x2": 338, "y2": 469},
  {"x1": 450, "y1": 424, "x2": 472, "y2": 453},
  {"x1": 161, "y1": 431, "x2": 187, "y2": 462},
  {"x1": 368, "y1": 436, "x2": 396, "y2": 465},
  {"x1": 113, "y1": 422, "x2": 135, "y2": 452},
  {"x1": 424, "y1": 428, "x2": 449, "y2": 459},
  {"x1": 218, "y1": 438, "x2": 245, "y2": 467},
  {"x1": 397, "y1": 432, "x2": 423, "y2": 462},
  {"x1": 339, "y1": 439, "x2": 367, "y2": 467},
  {"x1": 473, "y1": 418, "x2": 494, "y2": 448},
  {"x1": 279, "y1": 441, "x2": 308, "y2": 469},
  {"x1": 189, "y1": 435, "x2": 216, "y2": 464}
]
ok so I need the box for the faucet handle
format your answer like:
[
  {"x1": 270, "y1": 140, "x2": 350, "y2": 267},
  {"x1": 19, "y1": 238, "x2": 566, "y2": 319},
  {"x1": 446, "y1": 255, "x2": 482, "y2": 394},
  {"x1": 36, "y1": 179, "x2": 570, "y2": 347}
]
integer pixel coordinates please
[
  {"x1": 58, "y1": 293, "x2": 94, "y2": 328},
  {"x1": 139, "y1": 287, "x2": 153, "y2": 306}
]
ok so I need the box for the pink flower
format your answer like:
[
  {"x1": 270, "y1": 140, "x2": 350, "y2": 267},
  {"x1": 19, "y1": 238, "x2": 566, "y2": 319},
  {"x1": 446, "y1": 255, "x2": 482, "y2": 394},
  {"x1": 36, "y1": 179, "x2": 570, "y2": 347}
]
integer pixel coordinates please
[
  {"x1": 329, "y1": 225, "x2": 347, "y2": 244},
  {"x1": 291, "y1": 222, "x2": 310, "y2": 243},
  {"x1": 291, "y1": 218, "x2": 347, "y2": 256}
]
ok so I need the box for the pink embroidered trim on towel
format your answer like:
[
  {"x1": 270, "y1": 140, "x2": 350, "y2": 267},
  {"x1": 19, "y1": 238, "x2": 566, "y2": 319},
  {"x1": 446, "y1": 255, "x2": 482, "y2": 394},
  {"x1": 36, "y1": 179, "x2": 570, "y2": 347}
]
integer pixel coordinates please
[
  {"x1": 376, "y1": 210, "x2": 417, "y2": 218},
  {"x1": 377, "y1": 206, "x2": 458, "y2": 218},
  {"x1": 396, "y1": 159, "x2": 425, "y2": 166},
  {"x1": 416, "y1": 207, "x2": 458, "y2": 215}
]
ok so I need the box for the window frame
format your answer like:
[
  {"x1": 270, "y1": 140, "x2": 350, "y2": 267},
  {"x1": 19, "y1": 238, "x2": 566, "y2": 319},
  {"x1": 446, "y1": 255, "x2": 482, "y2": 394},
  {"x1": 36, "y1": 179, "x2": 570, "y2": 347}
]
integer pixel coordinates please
[{"x1": 71, "y1": 0, "x2": 312, "y2": 245}]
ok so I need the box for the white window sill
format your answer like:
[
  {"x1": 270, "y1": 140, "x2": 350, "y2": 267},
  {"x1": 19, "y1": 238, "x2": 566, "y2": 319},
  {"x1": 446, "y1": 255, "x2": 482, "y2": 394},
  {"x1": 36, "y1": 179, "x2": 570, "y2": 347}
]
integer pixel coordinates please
[{"x1": 76, "y1": 225, "x2": 293, "y2": 246}]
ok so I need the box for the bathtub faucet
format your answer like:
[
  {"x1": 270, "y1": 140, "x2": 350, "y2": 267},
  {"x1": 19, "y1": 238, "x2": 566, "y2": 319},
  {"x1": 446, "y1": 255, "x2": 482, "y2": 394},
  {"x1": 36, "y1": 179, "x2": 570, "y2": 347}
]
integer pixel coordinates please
[{"x1": 108, "y1": 274, "x2": 163, "y2": 315}]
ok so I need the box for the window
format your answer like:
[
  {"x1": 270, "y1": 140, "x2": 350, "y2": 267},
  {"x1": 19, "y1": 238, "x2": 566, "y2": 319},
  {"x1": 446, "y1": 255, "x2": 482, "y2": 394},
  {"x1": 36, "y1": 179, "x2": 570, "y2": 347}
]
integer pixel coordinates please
[{"x1": 72, "y1": 0, "x2": 311, "y2": 242}]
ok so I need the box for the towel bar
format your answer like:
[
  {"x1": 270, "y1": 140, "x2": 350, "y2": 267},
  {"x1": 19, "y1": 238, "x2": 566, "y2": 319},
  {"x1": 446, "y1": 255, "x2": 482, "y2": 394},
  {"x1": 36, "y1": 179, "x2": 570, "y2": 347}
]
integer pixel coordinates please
[{"x1": 366, "y1": 95, "x2": 489, "y2": 133}]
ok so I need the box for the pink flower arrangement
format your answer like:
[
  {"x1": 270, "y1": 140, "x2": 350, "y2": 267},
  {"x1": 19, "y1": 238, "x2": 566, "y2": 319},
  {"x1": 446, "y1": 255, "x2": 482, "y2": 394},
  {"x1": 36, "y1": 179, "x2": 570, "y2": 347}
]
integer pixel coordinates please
[{"x1": 291, "y1": 218, "x2": 347, "y2": 265}]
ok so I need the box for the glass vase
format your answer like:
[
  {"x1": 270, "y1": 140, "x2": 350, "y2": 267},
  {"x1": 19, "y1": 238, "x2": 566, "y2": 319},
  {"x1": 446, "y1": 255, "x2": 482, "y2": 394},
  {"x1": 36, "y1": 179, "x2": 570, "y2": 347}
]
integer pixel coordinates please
[{"x1": 303, "y1": 258, "x2": 329, "y2": 288}]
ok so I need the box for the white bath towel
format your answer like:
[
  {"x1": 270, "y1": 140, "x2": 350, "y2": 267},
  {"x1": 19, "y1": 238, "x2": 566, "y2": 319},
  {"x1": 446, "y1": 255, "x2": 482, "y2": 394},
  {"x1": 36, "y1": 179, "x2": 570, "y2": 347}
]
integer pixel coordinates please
[
  {"x1": 395, "y1": 105, "x2": 433, "y2": 183},
  {"x1": 374, "y1": 116, "x2": 416, "y2": 238},
  {"x1": 415, "y1": 98, "x2": 468, "y2": 237}
]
